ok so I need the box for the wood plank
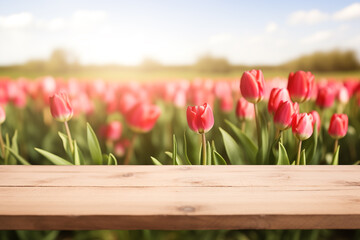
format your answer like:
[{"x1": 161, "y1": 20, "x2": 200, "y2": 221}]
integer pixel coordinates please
[{"x1": 0, "y1": 165, "x2": 360, "y2": 230}]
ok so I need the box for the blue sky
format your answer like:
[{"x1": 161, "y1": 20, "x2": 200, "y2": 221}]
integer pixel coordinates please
[{"x1": 0, "y1": 0, "x2": 360, "y2": 65}]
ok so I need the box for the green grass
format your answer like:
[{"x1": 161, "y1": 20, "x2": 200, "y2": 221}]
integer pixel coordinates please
[{"x1": 1, "y1": 68, "x2": 360, "y2": 81}]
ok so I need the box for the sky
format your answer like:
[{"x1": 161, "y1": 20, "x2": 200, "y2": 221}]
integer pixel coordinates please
[{"x1": 0, "y1": 0, "x2": 360, "y2": 66}]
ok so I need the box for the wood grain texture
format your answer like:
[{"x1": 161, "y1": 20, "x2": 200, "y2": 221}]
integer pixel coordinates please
[{"x1": 0, "y1": 165, "x2": 359, "y2": 230}]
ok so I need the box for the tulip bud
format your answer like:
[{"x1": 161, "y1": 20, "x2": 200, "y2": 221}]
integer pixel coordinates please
[
  {"x1": 328, "y1": 114, "x2": 348, "y2": 139},
  {"x1": 274, "y1": 101, "x2": 299, "y2": 130},
  {"x1": 316, "y1": 86, "x2": 336, "y2": 108},
  {"x1": 287, "y1": 71, "x2": 314, "y2": 103},
  {"x1": 240, "y1": 69, "x2": 265, "y2": 103},
  {"x1": 268, "y1": 88, "x2": 291, "y2": 115},
  {"x1": 310, "y1": 110, "x2": 321, "y2": 133},
  {"x1": 125, "y1": 102, "x2": 161, "y2": 133},
  {"x1": 186, "y1": 103, "x2": 214, "y2": 134},
  {"x1": 236, "y1": 97, "x2": 254, "y2": 121},
  {"x1": 292, "y1": 113, "x2": 313, "y2": 141},
  {"x1": 49, "y1": 92, "x2": 73, "y2": 122},
  {"x1": 0, "y1": 105, "x2": 5, "y2": 124}
]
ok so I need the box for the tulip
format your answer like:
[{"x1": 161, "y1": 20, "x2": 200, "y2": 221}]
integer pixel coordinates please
[
  {"x1": 0, "y1": 105, "x2": 5, "y2": 158},
  {"x1": 186, "y1": 103, "x2": 214, "y2": 134},
  {"x1": 328, "y1": 113, "x2": 348, "y2": 156},
  {"x1": 240, "y1": 69, "x2": 265, "y2": 150},
  {"x1": 328, "y1": 114, "x2": 348, "y2": 140},
  {"x1": 240, "y1": 69, "x2": 265, "y2": 104},
  {"x1": 292, "y1": 113, "x2": 314, "y2": 141},
  {"x1": 337, "y1": 86, "x2": 350, "y2": 104},
  {"x1": 49, "y1": 92, "x2": 73, "y2": 122},
  {"x1": 103, "y1": 121, "x2": 122, "y2": 141},
  {"x1": 292, "y1": 113, "x2": 313, "y2": 165},
  {"x1": 124, "y1": 102, "x2": 161, "y2": 165},
  {"x1": 315, "y1": 86, "x2": 336, "y2": 108},
  {"x1": 274, "y1": 101, "x2": 299, "y2": 131},
  {"x1": 268, "y1": 88, "x2": 291, "y2": 115},
  {"x1": 220, "y1": 95, "x2": 233, "y2": 113},
  {"x1": 186, "y1": 103, "x2": 214, "y2": 165},
  {"x1": 49, "y1": 92, "x2": 74, "y2": 153},
  {"x1": 287, "y1": 71, "x2": 314, "y2": 103},
  {"x1": 125, "y1": 102, "x2": 161, "y2": 133},
  {"x1": 310, "y1": 110, "x2": 321, "y2": 133},
  {"x1": 236, "y1": 97, "x2": 254, "y2": 121}
]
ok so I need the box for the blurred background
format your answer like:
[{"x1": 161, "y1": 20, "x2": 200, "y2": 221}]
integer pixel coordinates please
[{"x1": 0, "y1": 0, "x2": 360, "y2": 80}]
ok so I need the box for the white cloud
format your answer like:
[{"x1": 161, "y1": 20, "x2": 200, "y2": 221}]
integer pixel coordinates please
[
  {"x1": 0, "y1": 12, "x2": 33, "y2": 29},
  {"x1": 288, "y1": 9, "x2": 329, "y2": 25},
  {"x1": 333, "y1": 3, "x2": 360, "y2": 21},
  {"x1": 266, "y1": 22, "x2": 278, "y2": 33},
  {"x1": 208, "y1": 34, "x2": 234, "y2": 45},
  {"x1": 71, "y1": 10, "x2": 107, "y2": 29},
  {"x1": 301, "y1": 30, "x2": 332, "y2": 44}
]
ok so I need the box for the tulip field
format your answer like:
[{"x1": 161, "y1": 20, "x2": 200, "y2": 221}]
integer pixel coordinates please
[{"x1": 0, "y1": 70, "x2": 360, "y2": 239}]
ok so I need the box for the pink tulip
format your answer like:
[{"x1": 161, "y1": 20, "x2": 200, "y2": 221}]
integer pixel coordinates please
[
  {"x1": 316, "y1": 86, "x2": 336, "y2": 108},
  {"x1": 292, "y1": 113, "x2": 314, "y2": 141},
  {"x1": 287, "y1": 71, "x2": 314, "y2": 103},
  {"x1": 125, "y1": 102, "x2": 161, "y2": 133},
  {"x1": 236, "y1": 97, "x2": 254, "y2": 121},
  {"x1": 268, "y1": 88, "x2": 291, "y2": 115},
  {"x1": 49, "y1": 92, "x2": 73, "y2": 122},
  {"x1": 328, "y1": 114, "x2": 348, "y2": 139},
  {"x1": 337, "y1": 86, "x2": 350, "y2": 104},
  {"x1": 220, "y1": 95, "x2": 233, "y2": 113},
  {"x1": 102, "y1": 121, "x2": 122, "y2": 141},
  {"x1": 310, "y1": 110, "x2": 321, "y2": 133},
  {"x1": 274, "y1": 101, "x2": 299, "y2": 130},
  {"x1": 240, "y1": 69, "x2": 265, "y2": 103},
  {"x1": 0, "y1": 105, "x2": 5, "y2": 124},
  {"x1": 186, "y1": 103, "x2": 214, "y2": 134}
]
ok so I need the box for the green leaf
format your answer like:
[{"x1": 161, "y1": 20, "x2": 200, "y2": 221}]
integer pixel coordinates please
[
  {"x1": 213, "y1": 151, "x2": 227, "y2": 165},
  {"x1": 6, "y1": 147, "x2": 30, "y2": 165},
  {"x1": 302, "y1": 124, "x2": 318, "y2": 164},
  {"x1": 107, "y1": 153, "x2": 118, "y2": 165},
  {"x1": 86, "y1": 123, "x2": 103, "y2": 165},
  {"x1": 151, "y1": 156, "x2": 163, "y2": 165},
  {"x1": 219, "y1": 128, "x2": 244, "y2": 164},
  {"x1": 300, "y1": 149, "x2": 306, "y2": 165},
  {"x1": 225, "y1": 119, "x2": 257, "y2": 163},
  {"x1": 43, "y1": 231, "x2": 60, "y2": 240},
  {"x1": 332, "y1": 145, "x2": 340, "y2": 165},
  {"x1": 73, "y1": 140, "x2": 81, "y2": 165},
  {"x1": 256, "y1": 114, "x2": 269, "y2": 165},
  {"x1": 277, "y1": 142, "x2": 290, "y2": 165},
  {"x1": 11, "y1": 130, "x2": 19, "y2": 154},
  {"x1": 183, "y1": 132, "x2": 191, "y2": 165},
  {"x1": 165, "y1": 151, "x2": 185, "y2": 165},
  {"x1": 58, "y1": 132, "x2": 73, "y2": 160},
  {"x1": 35, "y1": 148, "x2": 73, "y2": 165},
  {"x1": 206, "y1": 141, "x2": 212, "y2": 165},
  {"x1": 172, "y1": 134, "x2": 177, "y2": 165}
]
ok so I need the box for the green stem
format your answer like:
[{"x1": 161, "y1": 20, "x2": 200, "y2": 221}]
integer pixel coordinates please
[
  {"x1": 240, "y1": 121, "x2": 245, "y2": 132},
  {"x1": 0, "y1": 125, "x2": 5, "y2": 160},
  {"x1": 254, "y1": 104, "x2": 261, "y2": 148},
  {"x1": 201, "y1": 133, "x2": 206, "y2": 165},
  {"x1": 64, "y1": 121, "x2": 74, "y2": 153},
  {"x1": 124, "y1": 133, "x2": 137, "y2": 165},
  {"x1": 333, "y1": 139, "x2": 339, "y2": 156},
  {"x1": 296, "y1": 140, "x2": 302, "y2": 165}
]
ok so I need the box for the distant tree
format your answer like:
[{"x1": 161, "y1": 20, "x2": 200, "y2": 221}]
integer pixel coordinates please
[
  {"x1": 139, "y1": 58, "x2": 162, "y2": 71},
  {"x1": 195, "y1": 55, "x2": 231, "y2": 73},
  {"x1": 47, "y1": 49, "x2": 79, "y2": 73}
]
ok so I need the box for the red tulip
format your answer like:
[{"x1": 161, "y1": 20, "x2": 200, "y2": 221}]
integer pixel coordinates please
[
  {"x1": 268, "y1": 88, "x2": 291, "y2": 115},
  {"x1": 287, "y1": 71, "x2": 314, "y2": 103},
  {"x1": 274, "y1": 100, "x2": 299, "y2": 130},
  {"x1": 310, "y1": 110, "x2": 321, "y2": 133},
  {"x1": 240, "y1": 69, "x2": 265, "y2": 103},
  {"x1": 102, "y1": 121, "x2": 122, "y2": 141},
  {"x1": 0, "y1": 105, "x2": 5, "y2": 124},
  {"x1": 186, "y1": 103, "x2": 214, "y2": 134},
  {"x1": 316, "y1": 86, "x2": 336, "y2": 108},
  {"x1": 49, "y1": 92, "x2": 73, "y2": 122},
  {"x1": 292, "y1": 113, "x2": 314, "y2": 140},
  {"x1": 125, "y1": 102, "x2": 161, "y2": 133},
  {"x1": 328, "y1": 114, "x2": 348, "y2": 139},
  {"x1": 236, "y1": 97, "x2": 254, "y2": 121}
]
